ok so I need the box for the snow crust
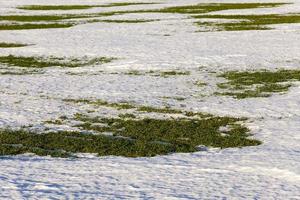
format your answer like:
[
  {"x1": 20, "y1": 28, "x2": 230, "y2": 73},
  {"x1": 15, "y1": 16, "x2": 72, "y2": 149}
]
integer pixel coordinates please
[{"x1": 0, "y1": 0, "x2": 300, "y2": 198}]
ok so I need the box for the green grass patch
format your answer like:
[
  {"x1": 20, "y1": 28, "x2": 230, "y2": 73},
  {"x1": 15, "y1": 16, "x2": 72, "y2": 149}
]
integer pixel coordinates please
[
  {"x1": 103, "y1": 2, "x2": 157, "y2": 7},
  {"x1": 0, "y1": 115, "x2": 261, "y2": 157},
  {"x1": 3, "y1": 3, "x2": 286, "y2": 23},
  {"x1": 123, "y1": 70, "x2": 190, "y2": 76},
  {"x1": 65, "y1": 98, "x2": 180, "y2": 114},
  {"x1": 0, "y1": 14, "x2": 151, "y2": 30},
  {"x1": 156, "y1": 3, "x2": 286, "y2": 14},
  {"x1": 195, "y1": 81, "x2": 207, "y2": 87},
  {"x1": 216, "y1": 69, "x2": 300, "y2": 98},
  {"x1": 160, "y1": 71, "x2": 190, "y2": 77},
  {"x1": 44, "y1": 119, "x2": 64, "y2": 125},
  {"x1": 64, "y1": 98, "x2": 213, "y2": 118},
  {"x1": 18, "y1": 5, "x2": 98, "y2": 10},
  {"x1": 0, "y1": 129, "x2": 176, "y2": 157},
  {"x1": 0, "y1": 69, "x2": 42, "y2": 75},
  {"x1": 64, "y1": 99, "x2": 135, "y2": 110},
  {"x1": 1, "y1": 3, "x2": 289, "y2": 31},
  {"x1": 89, "y1": 19, "x2": 157, "y2": 23},
  {"x1": 0, "y1": 42, "x2": 29, "y2": 48},
  {"x1": 0, "y1": 23, "x2": 74, "y2": 30},
  {"x1": 0, "y1": 113, "x2": 257, "y2": 158},
  {"x1": 194, "y1": 14, "x2": 300, "y2": 31},
  {"x1": 136, "y1": 105, "x2": 212, "y2": 117},
  {"x1": 18, "y1": 3, "x2": 157, "y2": 10},
  {"x1": 124, "y1": 70, "x2": 144, "y2": 75},
  {"x1": 137, "y1": 106, "x2": 182, "y2": 114},
  {"x1": 71, "y1": 114, "x2": 261, "y2": 156},
  {"x1": 0, "y1": 105, "x2": 261, "y2": 157},
  {"x1": 0, "y1": 14, "x2": 89, "y2": 22},
  {"x1": 161, "y1": 96, "x2": 186, "y2": 101},
  {"x1": 118, "y1": 113, "x2": 136, "y2": 119},
  {"x1": 0, "y1": 55, "x2": 114, "y2": 68}
]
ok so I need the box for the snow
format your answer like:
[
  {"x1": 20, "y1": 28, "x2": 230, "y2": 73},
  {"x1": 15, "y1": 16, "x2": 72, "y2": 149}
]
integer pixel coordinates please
[{"x1": 0, "y1": 0, "x2": 300, "y2": 198}]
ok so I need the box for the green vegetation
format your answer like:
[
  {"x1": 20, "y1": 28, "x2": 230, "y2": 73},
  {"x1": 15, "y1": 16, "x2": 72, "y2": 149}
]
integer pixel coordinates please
[
  {"x1": 0, "y1": 114, "x2": 261, "y2": 157},
  {"x1": 0, "y1": 112, "x2": 258, "y2": 158},
  {"x1": 0, "y1": 55, "x2": 114, "y2": 68},
  {"x1": 18, "y1": 3, "x2": 156, "y2": 10},
  {"x1": 125, "y1": 70, "x2": 144, "y2": 75},
  {"x1": 103, "y1": 2, "x2": 156, "y2": 7},
  {"x1": 195, "y1": 81, "x2": 207, "y2": 87},
  {"x1": 90, "y1": 19, "x2": 157, "y2": 23},
  {"x1": 4, "y1": 3, "x2": 284, "y2": 22},
  {"x1": 0, "y1": 96, "x2": 261, "y2": 157},
  {"x1": 65, "y1": 98, "x2": 217, "y2": 119},
  {"x1": 0, "y1": 69, "x2": 42, "y2": 75},
  {"x1": 64, "y1": 99, "x2": 135, "y2": 110},
  {"x1": 64, "y1": 98, "x2": 207, "y2": 116},
  {"x1": 1, "y1": 3, "x2": 287, "y2": 23},
  {"x1": 216, "y1": 69, "x2": 300, "y2": 98},
  {"x1": 44, "y1": 119, "x2": 64, "y2": 125},
  {"x1": 160, "y1": 71, "x2": 190, "y2": 77},
  {"x1": 0, "y1": 128, "x2": 176, "y2": 157},
  {"x1": 118, "y1": 113, "x2": 136, "y2": 119},
  {"x1": 0, "y1": 42, "x2": 29, "y2": 48},
  {"x1": 123, "y1": 70, "x2": 190, "y2": 76},
  {"x1": 0, "y1": 3, "x2": 291, "y2": 31},
  {"x1": 173, "y1": 97, "x2": 185, "y2": 101},
  {"x1": 18, "y1": 5, "x2": 98, "y2": 10},
  {"x1": 0, "y1": 15, "x2": 88, "y2": 22},
  {"x1": 0, "y1": 23, "x2": 74, "y2": 31},
  {"x1": 155, "y1": 3, "x2": 285, "y2": 14},
  {"x1": 141, "y1": 3, "x2": 296, "y2": 31},
  {"x1": 13, "y1": 3, "x2": 286, "y2": 15},
  {"x1": 72, "y1": 114, "x2": 260, "y2": 156},
  {"x1": 137, "y1": 106, "x2": 182, "y2": 114},
  {"x1": 0, "y1": 13, "x2": 153, "y2": 30},
  {"x1": 161, "y1": 96, "x2": 186, "y2": 101},
  {"x1": 194, "y1": 14, "x2": 300, "y2": 31}
]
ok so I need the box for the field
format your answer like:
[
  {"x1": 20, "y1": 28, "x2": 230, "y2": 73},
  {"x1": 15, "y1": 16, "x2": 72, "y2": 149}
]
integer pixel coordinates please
[{"x1": 0, "y1": 0, "x2": 300, "y2": 198}]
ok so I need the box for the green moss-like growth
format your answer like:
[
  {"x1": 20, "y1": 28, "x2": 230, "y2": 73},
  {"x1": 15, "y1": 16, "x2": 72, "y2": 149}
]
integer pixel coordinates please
[
  {"x1": 0, "y1": 42, "x2": 28, "y2": 48},
  {"x1": 194, "y1": 14, "x2": 300, "y2": 31},
  {"x1": 0, "y1": 100, "x2": 261, "y2": 158},
  {"x1": 64, "y1": 98, "x2": 212, "y2": 117},
  {"x1": 18, "y1": 5, "x2": 96, "y2": 10},
  {"x1": 124, "y1": 70, "x2": 144, "y2": 76},
  {"x1": 195, "y1": 81, "x2": 207, "y2": 87},
  {"x1": 118, "y1": 113, "x2": 136, "y2": 119},
  {"x1": 90, "y1": 19, "x2": 157, "y2": 23},
  {"x1": 0, "y1": 23, "x2": 74, "y2": 30},
  {"x1": 64, "y1": 98, "x2": 216, "y2": 119},
  {"x1": 17, "y1": 5, "x2": 97, "y2": 10},
  {"x1": 0, "y1": 14, "x2": 88, "y2": 22},
  {"x1": 0, "y1": 70, "x2": 42, "y2": 75},
  {"x1": 157, "y1": 3, "x2": 286, "y2": 14},
  {"x1": 0, "y1": 129, "x2": 176, "y2": 157},
  {"x1": 75, "y1": 114, "x2": 261, "y2": 151},
  {"x1": 216, "y1": 70, "x2": 300, "y2": 98},
  {"x1": 160, "y1": 71, "x2": 190, "y2": 77},
  {"x1": 1, "y1": 3, "x2": 290, "y2": 31},
  {"x1": 3, "y1": 3, "x2": 286, "y2": 22},
  {"x1": 103, "y1": 2, "x2": 156, "y2": 7},
  {"x1": 64, "y1": 99, "x2": 135, "y2": 110},
  {"x1": 18, "y1": 3, "x2": 156, "y2": 10},
  {"x1": 137, "y1": 106, "x2": 182, "y2": 114},
  {"x1": 0, "y1": 114, "x2": 260, "y2": 158},
  {"x1": 0, "y1": 55, "x2": 114, "y2": 68}
]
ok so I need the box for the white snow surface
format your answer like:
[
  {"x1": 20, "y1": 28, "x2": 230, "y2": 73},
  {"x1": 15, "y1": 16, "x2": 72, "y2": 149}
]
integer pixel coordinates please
[{"x1": 0, "y1": 0, "x2": 300, "y2": 199}]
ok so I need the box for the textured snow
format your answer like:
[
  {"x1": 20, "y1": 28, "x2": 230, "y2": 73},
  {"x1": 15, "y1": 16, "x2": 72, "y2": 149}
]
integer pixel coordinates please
[{"x1": 0, "y1": 0, "x2": 300, "y2": 199}]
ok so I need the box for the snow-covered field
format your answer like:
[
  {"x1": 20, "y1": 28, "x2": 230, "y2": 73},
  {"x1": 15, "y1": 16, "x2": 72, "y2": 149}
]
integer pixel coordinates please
[{"x1": 0, "y1": 0, "x2": 300, "y2": 199}]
